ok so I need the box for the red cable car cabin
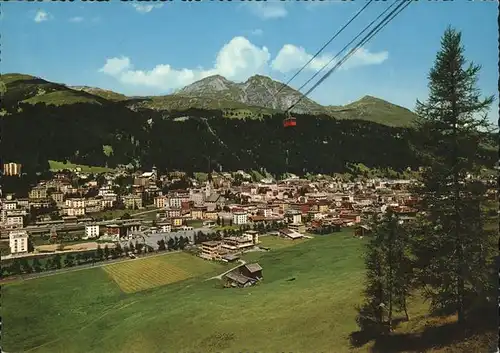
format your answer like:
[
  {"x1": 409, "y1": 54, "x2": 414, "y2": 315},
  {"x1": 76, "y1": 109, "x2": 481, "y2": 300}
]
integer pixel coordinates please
[{"x1": 283, "y1": 116, "x2": 297, "y2": 128}]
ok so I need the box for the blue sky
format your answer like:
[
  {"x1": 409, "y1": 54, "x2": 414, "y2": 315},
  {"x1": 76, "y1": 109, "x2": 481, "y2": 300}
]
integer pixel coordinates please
[{"x1": 2, "y1": 1, "x2": 498, "y2": 121}]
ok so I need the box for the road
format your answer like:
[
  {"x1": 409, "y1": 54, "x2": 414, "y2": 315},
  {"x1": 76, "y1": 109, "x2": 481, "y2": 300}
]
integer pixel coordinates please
[
  {"x1": 207, "y1": 259, "x2": 246, "y2": 281},
  {"x1": 0, "y1": 250, "x2": 182, "y2": 284}
]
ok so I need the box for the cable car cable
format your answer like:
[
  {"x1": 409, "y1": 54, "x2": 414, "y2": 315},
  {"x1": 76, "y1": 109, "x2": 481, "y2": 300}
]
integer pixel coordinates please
[
  {"x1": 270, "y1": 0, "x2": 374, "y2": 104},
  {"x1": 287, "y1": 0, "x2": 410, "y2": 112},
  {"x1": 294, "y1": 0, "x2": 400, "y2": 97},
  {"x1": 286, "y1": 0, "x2": 412, "y2": 113}
]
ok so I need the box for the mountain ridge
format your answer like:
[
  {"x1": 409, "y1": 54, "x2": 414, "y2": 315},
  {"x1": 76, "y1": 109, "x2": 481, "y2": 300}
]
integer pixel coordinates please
[{"x1": 0, "y1": 72, "x2": 417, "y2": 127}]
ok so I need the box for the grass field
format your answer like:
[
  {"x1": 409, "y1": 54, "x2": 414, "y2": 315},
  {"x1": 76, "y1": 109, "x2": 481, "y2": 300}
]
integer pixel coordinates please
[
  {"x1": 102, "y1": 253, "x2": 225, "y2": 293},
  {"x1": 3, "y1": 231, "x2": 495, "y2": 353},
  {"x1": 258, "y1": 235, "x2": 311, "y2": 249},
  {"x1": 48, "y1": 160, "x2": 114, "y2": 173}
]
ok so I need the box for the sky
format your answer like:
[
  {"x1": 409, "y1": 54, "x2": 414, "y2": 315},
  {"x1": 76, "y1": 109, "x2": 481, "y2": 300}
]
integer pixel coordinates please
[{"x1": 1, "y1": 0, "x2": 498, "y2": 121}]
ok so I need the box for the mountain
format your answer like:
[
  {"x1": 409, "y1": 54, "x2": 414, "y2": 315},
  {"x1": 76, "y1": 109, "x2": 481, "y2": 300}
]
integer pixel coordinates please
[
  {"x1": 0, "y1": 73, "x2": 417, "y2": 127},
  {"x1": 0, "y1": 73, "x2": 107, "y2": 107},
  {"x1": 176, "y1": 74, "x2": 324, "y2": 113},
  {"x1": 69, "y1": 86, "x2": 129, "y2": 101}
]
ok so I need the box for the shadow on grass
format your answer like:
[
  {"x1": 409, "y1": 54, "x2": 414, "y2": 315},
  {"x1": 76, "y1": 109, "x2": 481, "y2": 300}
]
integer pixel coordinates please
[{"x1": 349, "y1": 315, "x2": 497, "y2": 353}]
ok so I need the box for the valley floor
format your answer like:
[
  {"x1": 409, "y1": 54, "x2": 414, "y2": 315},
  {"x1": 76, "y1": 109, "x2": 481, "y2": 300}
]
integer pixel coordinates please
[{"x1": 3, "y1": 231, "x2": 496, "y2": 353}]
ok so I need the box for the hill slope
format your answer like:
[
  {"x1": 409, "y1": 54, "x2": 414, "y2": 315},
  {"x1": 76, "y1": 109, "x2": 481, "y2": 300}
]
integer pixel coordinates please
[
  {"x1": 1, "y1": 73, "x2": 418, "y2": 127},
  {"x1": 0, "y1": 73, "x2": 107, "y2": 107}
]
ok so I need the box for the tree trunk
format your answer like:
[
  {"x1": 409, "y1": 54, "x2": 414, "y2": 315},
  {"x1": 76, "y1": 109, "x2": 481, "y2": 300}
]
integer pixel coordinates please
[{"x1": 402, "y1": 295, "x2": 410, "y2": 321}]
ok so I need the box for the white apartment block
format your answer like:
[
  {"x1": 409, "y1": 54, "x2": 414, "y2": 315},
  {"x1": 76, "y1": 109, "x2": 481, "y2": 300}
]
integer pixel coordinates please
[
  {"x1": 169, "y1": 197, "x2": 182, "y2": 208},
  {"x1": 6, "y1": 215, "x2": 24, "y2": 228},
  {"x1": 233, "y1": 211, "x2": 248, "y2": 225},
  {"x1": 9, "y1": 230, "x2": 29, "y2": 254},
  {"x1": 262, "y1": 208, "x2": 272, "y2": 218},
  {"x1": 66, "y1": 198, "x2": 86, "y2": 208},
  {"x1": 84, "y1": 224, "x2": 100, "y2": 239},
  {"x1": 3, "y1": 201, "x2": 18, "y2": 210},
  {"x1": 160, "y1": 224, "x2": 172, "y2": 233},
  {"x1": 67, "y1": 207, "x2": 86, "y2": 217},
  {"x1": 154, "y1": 196, "x2": 168, "y2": 209}
]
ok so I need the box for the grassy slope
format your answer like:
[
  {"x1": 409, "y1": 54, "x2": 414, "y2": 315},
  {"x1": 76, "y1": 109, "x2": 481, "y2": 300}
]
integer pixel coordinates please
[
  {"x1": 48, "y1": 160, "x2": 114, "y2": 173},
  {"x1": 327, "y1": 95, "x2": 417, "y2": 127},
  {"x1": 3, "y1": 231, "x2": 495, "y2": 353},
  {"x1": 1, "y1": 73, "x2": 108, "y2": 107}
]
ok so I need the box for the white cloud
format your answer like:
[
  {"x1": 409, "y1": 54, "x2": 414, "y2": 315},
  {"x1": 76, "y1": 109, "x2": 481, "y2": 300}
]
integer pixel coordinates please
[
  {"x1": 340, "y1": 47, "x2": 389, "y2": 70},
  {"x1": 271, "y1": 45, "x2": 332, "y2": 73},
  {"x1": 99, "y1": 57, "x2": 132, "y2": 76},
  {"x1": 247, "y1": 3, "x2": 288, "y2": 19},
  {"x1": 132, "y1": 4, "x2": 163, "y2": 14},
  {"x1": 69, "y1": 16, "x2": 84, "y2": 23},
  {"x1": 99, "y1": 37, "x2": 270, "y2": 92},
  {"x1": 34, "y1": 10, "x2": 51, "y2": 23},
  {"x1": 99, "y1": 37, "x2": 388, "y2": 94},
  {"x1": 271, "y1": 44, "x2": 388, "y2": 73}
]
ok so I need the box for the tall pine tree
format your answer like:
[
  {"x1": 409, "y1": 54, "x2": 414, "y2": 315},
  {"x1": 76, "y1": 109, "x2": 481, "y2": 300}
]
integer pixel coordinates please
[
  {"x1": 356, "y1": 210, "x2": 412, "y2": 333},
  {"x1": 411, "y1": 27, "x2": 495, "y2": 325}
]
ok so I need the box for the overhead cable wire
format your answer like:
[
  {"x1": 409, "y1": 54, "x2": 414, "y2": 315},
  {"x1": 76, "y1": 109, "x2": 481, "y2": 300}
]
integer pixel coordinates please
[
  {"x1": 294, "y1": 0, "x2": 400, "y2": 97},
  {"x1": 287, "y1": 0, "x2": 413, "y2": 113},
  {"x1": 267, "y1": 0, "x2": 374, "y2": 105}
]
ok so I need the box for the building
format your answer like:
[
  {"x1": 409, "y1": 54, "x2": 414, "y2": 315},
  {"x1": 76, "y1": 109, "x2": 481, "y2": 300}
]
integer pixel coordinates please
[
  {"x1": 279, "y1": 228, "x2": 304, "y2": 240},
  {"x1": 288, "y1": 223, "x2": 306, "y2": 234},
  {"x1": 29, "y1": 186, "x2": 47, "y2": 200},
  {"x1": 355, "y1": 225, "x2": 372, "y2": 237},
  {"x1": 123, "y1": 195, "x2": 143, "y2": 210},
  {"x1": 3, "y1": 162, "x2": 22, "y2": 176},
  {"x1": 233, "y1": 211, "x2": 248, "y2": 225},
  {"x1": 6, "y1": 214, "x2": 24, "y2": 229},
  {"x1": 50, "y1": 191, "x2": 64, "y2": 204},
  {"x1": 157, "y1": 222, "x2": 172, "y2": 233},
  {"x1": 106, "y1": 224, "x2": 120, "y2": 238},
  {"x1": 169, "y1": 197, "x2": 182, "y2": 209},
  {"x1": 224, "y1": 263, "x2": 263, "y2": 288},
  {"x1": 200, "y1": 241, "x2": 223, "y2": 260},
  {"x1": 191, "y1": 207, "x2": 205, "y2": 220},
  {"x1": 66, "y1": 198, "x2": 85, "y2": 208},
  {"x1": 9, "y1": 230, "x2": 29, "y2": 254},
  {"x1": 154, "y1": 196, "x2": 168, "y2": 209},
  {"x1": 84, "y1": 224, "x2": 100, "y2": 239}
]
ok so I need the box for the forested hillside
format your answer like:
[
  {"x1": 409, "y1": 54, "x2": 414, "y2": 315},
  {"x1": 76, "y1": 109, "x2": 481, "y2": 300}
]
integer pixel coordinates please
[{"x1": 1, "y1": 73, "x2": 496, "y2": 175}]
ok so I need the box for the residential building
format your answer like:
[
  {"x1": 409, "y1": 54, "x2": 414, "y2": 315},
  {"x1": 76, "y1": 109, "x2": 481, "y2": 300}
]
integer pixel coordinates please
[
  {"x1": 29, "y1": 187, "x2": 47, "y2": 199},
  {"x1": 158, "y1": 222, "x2": 172, "y2": 233},
  {"x1": 9, "y1": 230, "x2": 29, "y2": 254},
  {"x1": 123, "y1": 195, "x2": 143, "y2": 210},
  {"x1": 50, "y1": 191, "x2": 64, "y2": 204},
  {"x1": 288, "y1": 223, "x2": 306, "y2": 234},
  {"x1": 169, "y1": 197, "x2": 182, "y2": 209},
  {"x1": 191, "y1": 207, "x2": 204, "y2": 220},
  {"x1": 154, "y1": 195, "x2": 168, "y2": 209},
  {"x1": 84, "y1": 224, "x2": 100, "y2": 239},
  {"x1": 233, "y1": 211, "x2": 248, "y2": 225},
  {"x1": 200, "y1": 241, "x2": 223, "y2": 260},
  {"x1": 106, "y1": 224, "x2": 121, "y2": 238},
  {"x1": 6, "y1": 215, "x2": 24, "y2": 229},
  {"x1": 3, "y1": 162, "x2": 22, "y2": 176}
]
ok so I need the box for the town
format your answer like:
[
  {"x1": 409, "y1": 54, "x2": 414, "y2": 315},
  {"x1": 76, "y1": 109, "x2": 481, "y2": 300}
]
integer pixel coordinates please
[
  {"x1": 3, "y1": 161, "x2": 496, "y2": 282},
  {"x1": 1, "y1": 162, "x2": 427, "y2": 268},
  {"x1": 1, "y1": 2, "x2": 498, "y2": 351}
]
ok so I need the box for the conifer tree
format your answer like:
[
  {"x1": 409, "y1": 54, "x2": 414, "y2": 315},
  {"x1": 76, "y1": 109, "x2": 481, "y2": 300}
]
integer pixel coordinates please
[{"x1": 411, "y1": 27, "x2": 495, "y2": 324}]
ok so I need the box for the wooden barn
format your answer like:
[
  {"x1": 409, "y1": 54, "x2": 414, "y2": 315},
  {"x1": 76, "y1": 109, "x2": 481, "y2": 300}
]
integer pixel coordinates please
[
  {"x1": 223, "y1": 262, "x2": 263, "y2": 288},
  {"x1": 354, "y1": 225, "x2": 372, "y2": 237}
]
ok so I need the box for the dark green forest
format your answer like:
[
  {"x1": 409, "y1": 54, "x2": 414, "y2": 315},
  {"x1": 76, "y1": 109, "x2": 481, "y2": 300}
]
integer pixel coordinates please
[{"x1": 1, "y1": 102, "x2": 496, "y2": 176}]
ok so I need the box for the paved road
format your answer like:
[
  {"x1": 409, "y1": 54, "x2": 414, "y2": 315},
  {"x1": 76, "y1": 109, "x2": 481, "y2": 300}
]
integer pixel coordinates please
[{"x1": 0, "y1": 250, "x2": 182, "y2": 284}]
